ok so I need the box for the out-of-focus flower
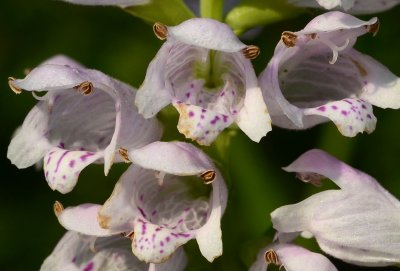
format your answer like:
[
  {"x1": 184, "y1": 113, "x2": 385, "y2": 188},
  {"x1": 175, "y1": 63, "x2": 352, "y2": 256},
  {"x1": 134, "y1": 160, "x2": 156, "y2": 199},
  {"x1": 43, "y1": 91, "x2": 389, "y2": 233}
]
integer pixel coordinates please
[
  {"x1": 260, "y1": 11, "x2": 400, "y2": 137},
  {"x1": 55, "y1": 141, "x2": 228, "y2": 263},
  {"x1": 250, "y1": 243, "x2": 337, "y2": 271},
  {"x1": 40, "y1": 231, "x2": 187, "y2": 271},
  {"x1": 7, "y1": 55, "x2": 162, "y2": 193},
  {"x1": 271, "y1": 149, "x2": 400, "y2": 267},
  {"x1": 136, "y1": 18, "x2": 271, "y2": 145},
  {"x1": 60, "y1": 0, "x2": 149, "y2": 7},
  {"x1": 289, "y1": 0, "x2": 400, "y2": 15}
]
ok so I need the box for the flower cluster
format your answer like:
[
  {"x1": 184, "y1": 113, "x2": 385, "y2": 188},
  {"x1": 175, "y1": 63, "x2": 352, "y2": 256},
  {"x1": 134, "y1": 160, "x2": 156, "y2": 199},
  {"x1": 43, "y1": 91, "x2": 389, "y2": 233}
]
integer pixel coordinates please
[{"x1": 7, "y1": 1, "x2": 400, "y2": 270}]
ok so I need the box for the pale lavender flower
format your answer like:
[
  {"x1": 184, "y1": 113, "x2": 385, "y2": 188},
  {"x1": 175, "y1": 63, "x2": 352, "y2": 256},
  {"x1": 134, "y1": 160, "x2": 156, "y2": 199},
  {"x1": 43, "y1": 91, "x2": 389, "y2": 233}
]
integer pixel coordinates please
[
  {"x1": 54, "y1": 141, "x2": 228, "y2": 263},
  {"x1": 7, "y1": 55, "x2": 162, "y2": 193},
  {"x1": 260, "y1": 11, "x2": 400, "y2": 137},
  {"x1": 60, "y1": 0, "x2": 149, "y2": 7},
  {"x1": 271, "y1": 149, "x2": 400, "y2": 267},
  {"x1": 250, "y1": 243, "x2": 337, "y2": 271},
  {"x1": 40, "y1": 231, "x2": 187, "y2": 271},
  {"x1": 289, "y1": 0, "x2": 400, "y2": 15},
  {"x1": 136, "y1": 18, "x2": 271, "y2": 145}
]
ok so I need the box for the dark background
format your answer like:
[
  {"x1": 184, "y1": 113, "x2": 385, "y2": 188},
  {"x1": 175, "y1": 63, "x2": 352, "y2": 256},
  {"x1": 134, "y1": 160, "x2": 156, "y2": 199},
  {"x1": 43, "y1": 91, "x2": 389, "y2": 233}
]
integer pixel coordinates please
[{"x1": 1, "y1": 1, "x2": 400, "y2": 270}]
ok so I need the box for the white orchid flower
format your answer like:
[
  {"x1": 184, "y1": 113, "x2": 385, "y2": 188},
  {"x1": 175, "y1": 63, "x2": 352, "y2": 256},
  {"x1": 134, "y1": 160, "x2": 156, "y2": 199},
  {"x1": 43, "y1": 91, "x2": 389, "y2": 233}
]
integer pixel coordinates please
[{"x1": 7, "y1": 55, "x2": 162, "y2": 193}]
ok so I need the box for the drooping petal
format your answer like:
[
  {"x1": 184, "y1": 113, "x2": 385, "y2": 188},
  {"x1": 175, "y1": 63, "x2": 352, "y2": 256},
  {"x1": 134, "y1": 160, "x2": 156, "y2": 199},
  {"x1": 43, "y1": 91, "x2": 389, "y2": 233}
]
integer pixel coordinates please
[
  {"x1": 40, "y1": 231, "x2": 148, "y2": 271},
  {"x1": 7, "y1": 103, "x2": 52, "y2": 168},
  {"x1": 195, "y1": 160, "x2": 227, "y2": 262},
  {"x1": 128, "y1": 141, "x2": 214, "y2": 175},
  {"x1": 44, "y1": 147, "x2": 103, "y2": 194},
  {"x1": 132, "y1": 218, "x2": 193, "y2": 263},
  {"x1": 235, "y1": 87, "x2": 272, "y2": 142},
  {"x1": 250, "y1": 243, "x2": 337, "y2": 271},
  {"x1": 57, "y1": 204, "x2": 119, "y2": 236},
  {"x1": 303, "y1": 98, "x2": 376, "y2": 136},
  {"x1": 167, "y1": 18, "x2": 246, "y2": 52},
  {"x1": 61, "y1": 0, "x2": 149, "y2": 7},
  {"x1": 173, "y1": 102, "x2": 234, "y2": 146},
  {"x1": 151, "y1": 247, "x2": 187, "y2": 271}
]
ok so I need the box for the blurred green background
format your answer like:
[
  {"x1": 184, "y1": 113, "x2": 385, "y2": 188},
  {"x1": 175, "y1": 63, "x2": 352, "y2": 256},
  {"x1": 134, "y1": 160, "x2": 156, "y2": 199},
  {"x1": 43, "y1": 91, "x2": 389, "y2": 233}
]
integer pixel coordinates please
[{"x1": 1, "y1": 0, "x2": 400, "y2": 270}]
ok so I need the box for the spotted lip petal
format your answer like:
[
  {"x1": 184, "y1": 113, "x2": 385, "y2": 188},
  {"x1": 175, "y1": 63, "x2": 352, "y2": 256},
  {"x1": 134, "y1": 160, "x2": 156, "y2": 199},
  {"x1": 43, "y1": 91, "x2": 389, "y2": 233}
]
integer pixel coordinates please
[
  {"x1": 7, "y1": 55, "x2": 161, "y2": 193},
  {"x1": 288, "y1": 0, "x2": 400, "y2": 14},
  {"x1": 61, "y1": 0, "x2": 149, "y2": 7},
  {"x1": 271, "y1": 149, "x2": 400, "y2": 267},
  {"x1": 260, "y1": 12, "x2": 398, "y2": 137},
  {"x1": 99, "y1": 142, "x2": 227, "y2": 263},
  {"x1": 40, "y1": 231, "x2": 187, "y2": 271},
  {"x1": 136, "y1": 19, "x2": 271, "y2": 145},
  {"x1": 250, "y1": 243, "x2": 337, "y2": 271}
]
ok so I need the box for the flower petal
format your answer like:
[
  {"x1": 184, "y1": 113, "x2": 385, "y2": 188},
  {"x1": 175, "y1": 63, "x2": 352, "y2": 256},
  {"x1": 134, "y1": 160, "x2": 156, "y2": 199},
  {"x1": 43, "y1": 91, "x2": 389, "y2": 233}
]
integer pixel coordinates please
[
  {"x1": 61, "y1": 0, "x2": 149, "y2": 7},
  {"x1": 303, "y1": 98, "x2": 376, "y2": 136},
  {"x1": 250, "y1": 243, "x2": 337, "y2": 271},
  {"x1": 167, "y1": 18, "x2": 246, "y2": 52},
  {"x1": 7, "y1": 103, "x2": 52, "y2": 168},
  {"x1": 128, "y1": 141, "x2": 214, "y2": 175},
  {"x1": 132, "y1": 218, "x2": 192, "y2": 263},
  {"x1": 40, "y1": 231, "x2": 149, "y2": 271},
  {"x1": 351, "y1": 50, "x2": 400, "y2": 109},
  {"x1": 195, "y1": 163, "x2": 227, "y2": 262},
  {"x1": 58, "y1": 204, "x2": 119, "y2": 236},
  {"x1": 173, "y1": 102, "x2": 234, "y2": 146},
  {"x1": 44, "y1": 147, "x2": 103, "y2": 194},
  {"x1": 235, "y1": 87, "x2": 272, "y2": 142}
]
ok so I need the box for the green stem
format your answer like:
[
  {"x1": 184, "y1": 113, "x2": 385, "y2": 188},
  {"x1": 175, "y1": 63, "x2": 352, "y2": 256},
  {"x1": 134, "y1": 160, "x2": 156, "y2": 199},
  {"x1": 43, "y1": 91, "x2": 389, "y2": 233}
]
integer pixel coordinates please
[{"x1": 200, "y1": 0, "x2": 224, "y2": 21}]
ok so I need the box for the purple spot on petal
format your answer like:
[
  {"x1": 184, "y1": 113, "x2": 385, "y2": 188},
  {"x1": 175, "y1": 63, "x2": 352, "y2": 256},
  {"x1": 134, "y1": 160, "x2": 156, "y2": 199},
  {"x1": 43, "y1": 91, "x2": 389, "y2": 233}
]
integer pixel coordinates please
[
  {"x1": 220, "y1": 92, "x2": 225, "y2": 97},
  {"x1": 205, "y1": 130, "x2": 210, "y2": 135},
  {"x1": 200, "y1": 115, "x2": 205, "y2": 119},
  {"x1": 80, "y1": 152, "x2": 94, "y2": 162},
  {"x1": 69, "y1": 160, "x2": 75, "y2": 168},
  {"x1": 58, "y1": 142, "x2": 65, "y2": 149},
  {"x1": 331, "y1": 105, "x2": 338, "y2": 110},
  {"x1": 83, "y1": 262, "x2": 94, "y2": 271},
  {"x1": 201, "y1": 108, "x2": 207, "y2": 113},
  {"x1": 367, "y1": 114, "x2": 372, "y2": 119},
  {"x1": 55, "y1": 151, "x2": 70, "y2": 173},
  {"x1": 344, "y1": 99, "x2": 353, "y2": 105},
  {"x1": 190, "y1": 83, "x2": 194, "y2": 88},
  {"x1": 71, "y1": 256, "x2": 77, "y2": 263},
  {"x1": 166, "y1": 237, "x2": 171, "y2": 242},
  {"x1": 160, "y1": 250, "x2": 164, "y2": 254},
  {"x1": 45, "y1": 171, "x2": 49, "y2": 178},
  {"x1": 317, "y1": 106, "x2": 326, "y2": 112},
  {"x1": 341, "y1": 110, "x2": 348, "y2": 116},
  {"x1": 138, "y1": 207, "x2": 147, "y2": 218},
  {"x1": 160, "y1": 241, "x2": 164, "y2": 246},
  {"x1": 151, "y1": 210, "x2": 157, "y2": 216},
  {"x1": 186, "y1": 92, "x2": 191, "y2": 98},
  {"x1": 189, "y1": 111, "x2": 194, "y2": 117},
  {"x1": 178, "y1": 233, "x2": 190, "y2": 238},
  {"x1": 222, "y1": 115, "x2": 228, "y2": 123},
  {"x1": 62, "y1": 175, "x2": 66, "y2": 180},
  {"x1": 361, "y1": 104, "x2": 367, "y2": 109},
  {"x1": 140, "y1": 194, "x2": 144, "y2": 202}
]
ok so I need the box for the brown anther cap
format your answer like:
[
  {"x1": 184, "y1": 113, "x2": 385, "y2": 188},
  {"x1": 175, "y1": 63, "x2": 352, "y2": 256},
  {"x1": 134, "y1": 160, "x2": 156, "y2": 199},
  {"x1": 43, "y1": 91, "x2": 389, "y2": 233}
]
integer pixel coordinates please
[
  {"x1": 153, "y1": 22, "x2": 168, "y2": 40},
  {"x1": 200, "y1": 170, "x2": 216, "y2": 184},
  {"x1": 53, "y1": 201, "x2": 64, "y2": 217},
  {"x1": 8, "y1": 77, "x2": 22, "y2": 94},
  {"x1": 74, "y1": 81, "x2": 93, "y2": 96},
  {"x1": 367, "y1": 19, "x2": 380, "y2": 37},
  {"x1": 118, "y1": 148, "x2": 131, "y2": 163},
  {"x1": 242, "y1": 45, "x2": 260, "y2": 59},
  {"x1": 281, "y1": 31, "x2": 298, "y2": 48}
]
